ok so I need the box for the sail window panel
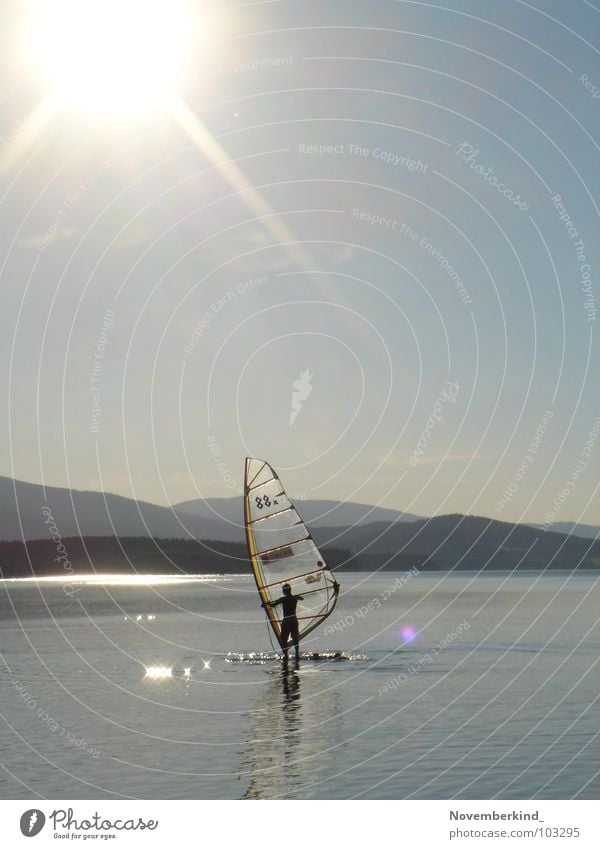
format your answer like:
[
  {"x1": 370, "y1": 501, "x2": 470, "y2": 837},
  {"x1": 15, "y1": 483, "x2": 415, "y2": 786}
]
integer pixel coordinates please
[
  {"x1": 297, "y1": 583, "x2": 338, "y2": 637},
  {"x1": 297, "y1": 590, "x2": 333, "y2": 625},
  {"x1": 259, "y1": 537, "x2": 314, "y2": 567},
  {"x1": 261, "y1": 568, "x2": 301, "y2": 600},
  {"x1": 247, "y1": 478, "x2": 291, "y2": 520},
  {"x1": 257, "y1": 539, "x2": 322, "y2": 594},
  {"x1": 252, "y1": 521, "x2": 307, "y2": 555},
  {"x1": 273, "y1": 587, "x2": 332, "y2": 623},
  {"x1": 265, "y1": 579, "x2": 336, "y2": 634},
  {"x1": 246, "y1": 460, "x2": 276, "y2": 490},
  {"x1": 252, "y1": 507, "x2": 304, "y2": 537}
]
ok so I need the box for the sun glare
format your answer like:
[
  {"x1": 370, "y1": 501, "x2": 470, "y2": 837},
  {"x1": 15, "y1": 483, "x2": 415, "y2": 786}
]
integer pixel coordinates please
[
  {"x1": 145, "y1": 665, "x2": 173, "y2": 679},
  {"x1": 27, "y1": 0, "x2": 192, "y2": 116}
]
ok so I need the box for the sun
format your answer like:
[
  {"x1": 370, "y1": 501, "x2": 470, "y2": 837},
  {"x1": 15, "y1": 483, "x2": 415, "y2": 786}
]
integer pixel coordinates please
[{"x1": 26, "y1": 0, "x2": 193, "y2": 116}]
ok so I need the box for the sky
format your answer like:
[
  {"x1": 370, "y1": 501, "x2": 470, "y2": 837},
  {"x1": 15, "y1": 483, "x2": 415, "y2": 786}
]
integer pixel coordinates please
[{"x1": 0, "y1": 0, "x2": 598, "y2": 525}]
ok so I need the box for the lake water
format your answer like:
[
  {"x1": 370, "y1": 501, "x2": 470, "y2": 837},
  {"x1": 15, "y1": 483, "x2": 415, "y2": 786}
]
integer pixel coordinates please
[{"x1": 0, "y1": 571, "x2": 597, "y2": 800}]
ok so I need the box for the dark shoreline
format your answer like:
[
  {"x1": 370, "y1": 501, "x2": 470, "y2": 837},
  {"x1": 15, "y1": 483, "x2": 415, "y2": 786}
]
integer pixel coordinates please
[
  {"x1": 0, "y1": 534, "x2": 597, "y2": 579},
  {"x1": 0, "y1": 536, "x2": 356, "y2": 580}
]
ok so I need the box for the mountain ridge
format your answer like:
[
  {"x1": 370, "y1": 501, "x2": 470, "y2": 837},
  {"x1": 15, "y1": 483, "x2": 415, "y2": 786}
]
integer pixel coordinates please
[{"x1": 0, "y1": 474, "x2": 597, "y2": 571}]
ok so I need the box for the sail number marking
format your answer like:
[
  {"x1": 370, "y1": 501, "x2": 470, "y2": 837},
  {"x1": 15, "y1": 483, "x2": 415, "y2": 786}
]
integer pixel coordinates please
[{"x1": 255, "y1": 495, "x2": 278, "y2": 510}]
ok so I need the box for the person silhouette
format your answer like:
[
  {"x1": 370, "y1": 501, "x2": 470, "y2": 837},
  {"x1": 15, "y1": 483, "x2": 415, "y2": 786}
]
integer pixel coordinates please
[{"x1": 266, "y1": 583, "x2": 304, "y2": 659}]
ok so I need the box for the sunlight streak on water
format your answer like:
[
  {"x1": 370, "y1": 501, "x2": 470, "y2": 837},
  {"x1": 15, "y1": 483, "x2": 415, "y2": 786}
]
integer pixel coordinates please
[{"x1": 0, "y1": 574, "x2": 245, "y2": 586}]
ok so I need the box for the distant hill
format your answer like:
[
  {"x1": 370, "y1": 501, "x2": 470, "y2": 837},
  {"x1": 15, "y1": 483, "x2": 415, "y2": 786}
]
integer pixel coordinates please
[
  {"x1": 311, "y1": 514, "x2": 600, "y2": 571},
  {"x1": 0, "y1": 476, "x2": 418, "y2": 543},
  {"x1": 173, "y1": 496, "x2": 420, "y2": 527},
  {"x1": 0, "y1": 475, "x2": 233, "y2": 542},
  {"x1": 527, "y1": 522, "x2": 599, "y2": 540},
  {"x1": 0, "y1": 476, "x2": 597, "y2": 573}
]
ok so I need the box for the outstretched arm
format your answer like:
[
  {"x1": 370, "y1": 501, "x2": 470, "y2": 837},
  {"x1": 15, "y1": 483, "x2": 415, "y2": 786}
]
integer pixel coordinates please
[{"x1": 263, "y1": 597, "x2": 282, "y2": 608}]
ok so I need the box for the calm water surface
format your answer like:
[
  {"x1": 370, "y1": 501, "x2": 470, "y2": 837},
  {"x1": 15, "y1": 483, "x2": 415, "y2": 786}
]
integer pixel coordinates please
[{"x1": 0, "y1": 571, "x2": 597, "y2": 799}]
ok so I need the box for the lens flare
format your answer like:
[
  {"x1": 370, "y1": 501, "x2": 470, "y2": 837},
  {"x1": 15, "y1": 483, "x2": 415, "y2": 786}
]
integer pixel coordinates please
[{"x1": 399, "y1": 625, "x2": 416, "y2": 643}]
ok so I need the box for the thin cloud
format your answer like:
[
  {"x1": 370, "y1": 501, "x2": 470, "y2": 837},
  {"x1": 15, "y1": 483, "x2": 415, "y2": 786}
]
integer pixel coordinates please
[{"x1": 18, "y1": 227, "x2": 80, "y2": 249}]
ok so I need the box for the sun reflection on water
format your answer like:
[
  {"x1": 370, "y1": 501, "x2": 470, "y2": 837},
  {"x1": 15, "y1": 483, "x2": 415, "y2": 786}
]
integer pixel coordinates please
[{"x1": 144, "y1": 665, "x2": 173, "y2": 679}]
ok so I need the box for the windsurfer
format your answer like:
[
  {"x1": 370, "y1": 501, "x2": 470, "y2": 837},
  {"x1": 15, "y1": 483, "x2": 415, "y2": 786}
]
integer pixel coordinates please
[{"x1": 266, "y1": 583, "x2": 304, "y2": 658}]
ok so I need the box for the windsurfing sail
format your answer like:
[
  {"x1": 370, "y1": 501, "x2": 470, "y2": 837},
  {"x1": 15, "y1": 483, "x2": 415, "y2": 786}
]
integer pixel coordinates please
[{"x1": 244, "y1": 457, "x2": 340, "y2": 648}]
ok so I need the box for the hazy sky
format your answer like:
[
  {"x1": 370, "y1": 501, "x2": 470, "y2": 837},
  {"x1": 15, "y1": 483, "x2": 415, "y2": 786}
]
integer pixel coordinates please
[{"x1": 1, "y1": 0, "x2": 598, "y2": 524}]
